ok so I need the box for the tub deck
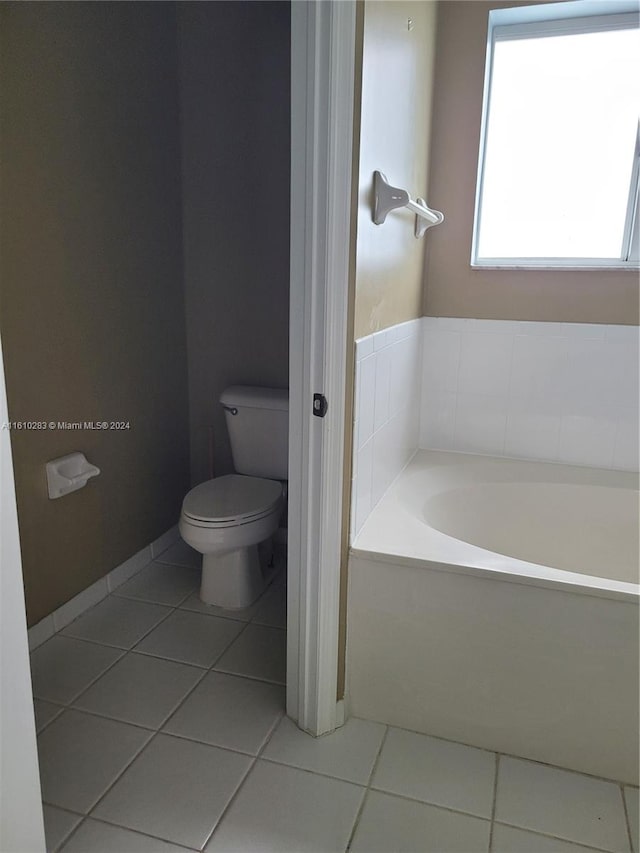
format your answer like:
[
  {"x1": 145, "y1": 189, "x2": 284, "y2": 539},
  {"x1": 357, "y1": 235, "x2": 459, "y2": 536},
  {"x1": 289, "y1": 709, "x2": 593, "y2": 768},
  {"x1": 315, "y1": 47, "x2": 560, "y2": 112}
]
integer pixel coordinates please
[{"x1": 352, "y1": 450, "x2": 639, "y2": 601}]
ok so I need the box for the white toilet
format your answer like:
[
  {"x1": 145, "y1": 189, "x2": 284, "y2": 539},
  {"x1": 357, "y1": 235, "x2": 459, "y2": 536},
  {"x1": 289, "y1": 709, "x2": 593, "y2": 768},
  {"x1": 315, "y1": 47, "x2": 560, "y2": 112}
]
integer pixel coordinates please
[{"x1": 179, "y1": 386, "x2": 288, "y2": 609}]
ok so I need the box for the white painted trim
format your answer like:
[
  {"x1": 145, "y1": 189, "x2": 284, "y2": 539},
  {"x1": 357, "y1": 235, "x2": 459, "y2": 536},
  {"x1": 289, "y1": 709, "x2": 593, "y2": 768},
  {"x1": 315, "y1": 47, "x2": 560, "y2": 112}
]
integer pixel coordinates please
[
  {"x1": 0, "y1": 344, "x2": 46, "y2": 852},
  {"x1": 472, "y1": 0, "x2": 640, "y2": 268},
  {"x1": 27, "y1": 525, "x2": 179, "y2": 650},
  {"x1": 288, "y1": 0, "x2": 357, "y2": 736}
]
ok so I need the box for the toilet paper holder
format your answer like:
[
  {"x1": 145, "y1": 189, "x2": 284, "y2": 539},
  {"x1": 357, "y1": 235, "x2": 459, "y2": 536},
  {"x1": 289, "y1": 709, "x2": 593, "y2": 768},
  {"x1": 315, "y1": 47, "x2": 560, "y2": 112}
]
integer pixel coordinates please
[{"x1": 46, "y1": 452, "x2": 101, "y2": 499}]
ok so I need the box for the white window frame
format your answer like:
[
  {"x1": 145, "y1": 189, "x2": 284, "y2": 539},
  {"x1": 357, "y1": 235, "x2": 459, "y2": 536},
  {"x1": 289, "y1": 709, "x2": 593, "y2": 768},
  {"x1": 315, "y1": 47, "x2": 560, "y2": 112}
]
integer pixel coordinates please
[{"x1": 471, "y1": 0, "x2": 640, "y2": 270}]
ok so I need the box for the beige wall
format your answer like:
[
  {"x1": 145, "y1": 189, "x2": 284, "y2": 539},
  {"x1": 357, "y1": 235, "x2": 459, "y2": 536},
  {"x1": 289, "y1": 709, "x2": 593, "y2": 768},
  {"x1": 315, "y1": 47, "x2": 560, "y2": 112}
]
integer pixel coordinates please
[
  {"x1": 424, "y1": 0, "x2": 639, "y2": 324},
  {"x1": 179, "y1": 2, "x2": 290, "y2": 486},
  {"x1": 0, "y1": 3, "x2": 190, "y2": 626},
  {"x1": 354, "y1": 0, "x2": 438, "y2": 339}
]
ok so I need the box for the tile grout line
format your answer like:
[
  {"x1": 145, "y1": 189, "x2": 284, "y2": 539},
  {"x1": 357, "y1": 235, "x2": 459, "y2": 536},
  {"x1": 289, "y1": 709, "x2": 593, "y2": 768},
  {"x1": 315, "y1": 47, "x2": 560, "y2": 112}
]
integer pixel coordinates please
[
  {"x1": 47, "y1": 807, "x2": 85, "y2": 853},
  {"x1": 352, "y1": 718, "x2": 635, "y2": 788},
  {"x1": 199, "y1": 757, "x2": 259, "y2": 850},
  {"x1": 487, "y1": 752, "x2": 500, "y2": 853},
  {"x1": 59, "y1": 814, "x2": 200, "y2": 853},
  {"x1": 344, "y1": 788, "x2": 370, "y2": 853},
  {"x1": 366, "y1": 785, "x2": 492, "y2": 825},
  {"x1": 344, "y1": 725, "x2": 390, "y2": 852},
  {"x1": 53, "y1": 816, "x2": 87, "y2": 853},
  {"x1": 620, "y1": 783, "x2": 635, "y2": 853},
  {"x1": 84, "y1": 728, "x2": 163, "y2": 819},
  {"x1": 50, "y1": 583, "x2": 201, "y2": 708},
  {"x1": 492, "y1": 819, "x2": 617, "y2": 853},
  {"x1": 37, "y1": 562, "x2": 289, "y2": 851}
]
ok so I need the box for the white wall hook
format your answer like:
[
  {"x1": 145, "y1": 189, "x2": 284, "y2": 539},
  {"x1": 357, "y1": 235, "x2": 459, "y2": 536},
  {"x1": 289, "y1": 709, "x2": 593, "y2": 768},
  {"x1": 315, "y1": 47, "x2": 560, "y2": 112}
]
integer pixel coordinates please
[
  {"x1": 372, "y1": 171, "x2": 444, "y2": 238},
  {"x1": 46, "y1": 452, "x2": 100, "y2": 499}
]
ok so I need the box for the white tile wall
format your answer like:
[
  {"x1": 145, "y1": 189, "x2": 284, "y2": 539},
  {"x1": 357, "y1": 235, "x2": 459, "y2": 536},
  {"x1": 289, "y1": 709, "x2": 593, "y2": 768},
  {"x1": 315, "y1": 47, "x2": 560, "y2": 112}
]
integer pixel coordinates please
[
  {"x1": 351, "y1": 319, "x2": 422, "y2": 541},
  {"x1": 420, "y1": 318, "x2": 639, "y2": 471},
  {"x1": 350, "y1": 317, "x2": 638, "y2": 540}
]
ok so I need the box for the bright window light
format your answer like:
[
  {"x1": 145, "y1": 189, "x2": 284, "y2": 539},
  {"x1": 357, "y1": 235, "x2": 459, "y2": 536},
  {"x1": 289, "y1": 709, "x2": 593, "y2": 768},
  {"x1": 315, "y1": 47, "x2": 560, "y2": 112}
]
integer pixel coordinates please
[{"x1": 473, "y1": 2, "x2": 640, "y2": 267}]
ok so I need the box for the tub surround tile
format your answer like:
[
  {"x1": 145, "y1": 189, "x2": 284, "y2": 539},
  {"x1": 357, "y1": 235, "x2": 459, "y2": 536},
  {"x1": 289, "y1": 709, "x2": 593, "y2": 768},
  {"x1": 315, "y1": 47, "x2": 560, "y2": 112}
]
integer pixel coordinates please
[
  {"x1": 491, "y1": 823, "x2": 610, "y2": 853},
  {"x1": 419, "y1": 318, "x2": 639, "y2": 475},
  {"x1": 354, "y1": 439, "x2": 374, "y2": 534},
  {"x1": 38, "y1": 710, "x2": 152, "y2": 814},
  {"x1": 350, "y1": 790, "x2": 491, "y2": 853},
  {"x1": 204, "y1": 760, "x2": 365, "y2": 853},
  {"x1": 59, "y1": 820, "x2": 187, "y2": 853},
  {"x1": 113, "y1": 561, "x2": 200, "y2": 607},
  {"x1": 371, "y1": 727, "x2": 496, "y2": 818},
  {"x1": 42, "y1": 805, "x2": 82, "y2": 853},
  {"x1": 504, "y1": 396, "x2": 562, "y2": 462},
  {"x1": 214, "y1": 623, "x2": 286, "y2": 685},
  {"x1": 93, "y1": 734, "x2": 252, "y2": 850},
  {"x1": 495, "y1": 757, "x2": 630, "y2": 852},
  {"x1": 154, "y1": 539, "x2": 201, "y2": 569},
  {"x1": 350, "y1": 317, "x2": 639, "y2": 541},
  {"x1": 613, "y1": 419, "x2": 640, "y2": 472},
  {"x1": 557, "y1": 414, "x2": 617, "y2": 470},
  {"x1": 163, "y1": 671, "x2": 284, "y2": 755},
  {"x1": 72, "y1": 652, "x2": 203, "y2": 729},
  {"x1": 457, "y1": 331, "x2": 514, "y2": 396},
  {"x1": 356, "y1": 355, "x2": 376, "y2": 451},
  {"x1": 134, "y1": 610, "x2": 244, "y2": 668},
  {"x1": 453, "y1": 391, "x2": 509, "y2": 456},
  {"x1": 373, "y1": 346, "x2": 392, "y2": 431},
  {"x1": 30, "y1": 636, "x2": 123, "y2": 704},
  {"x1": 262, "y1": 716, "x2": 386, "y2": 785},
  {"x1": 352, "y1": 320, "x2": 422, "y2": 541},
  {"x1": 422, "y1": 327, "x2": 461, "y2": 394},
  {"x1": 355, "y1": 334, "x2": 374, "y2": 360},
  {"x1": 61, "y1": 597, "x2": 171, "y2": 650},
  {"x1": 625, "y1": 787, "x2": 639, "y2": 853},
  {"x1": 420, "y1": 388, "x2": 457, "y2": 451},
  {"x1": 34, "y1": 699, "x2": 64, "y2": 733}
]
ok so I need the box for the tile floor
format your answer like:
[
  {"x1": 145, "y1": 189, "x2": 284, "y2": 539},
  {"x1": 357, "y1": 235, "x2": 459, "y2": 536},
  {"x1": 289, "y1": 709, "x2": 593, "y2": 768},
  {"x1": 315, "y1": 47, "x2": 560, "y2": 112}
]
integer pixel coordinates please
[{"x1": 32, "y1": 540, "x2": 638, "y2": 853}]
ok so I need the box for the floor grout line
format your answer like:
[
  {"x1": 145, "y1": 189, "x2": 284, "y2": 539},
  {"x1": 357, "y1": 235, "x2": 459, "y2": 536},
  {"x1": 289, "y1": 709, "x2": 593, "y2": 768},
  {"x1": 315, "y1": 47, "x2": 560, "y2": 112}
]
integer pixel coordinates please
[
  {"x1": 199, "y1": 756, "x2": 259, "y2": 851},
  {"x1": 53, "y1": 816, "x2": 87, "y2": 853},
  {"x1": 366, "y1": 785, "x2": 492, "y2": 824},
  {"x1": 356, "y1": 717, "x2": 636, "y2": 788},
  {"x1": 488, "y1": 752, "x2": 500, "y2": 853},
  {"x1": 34, "y1": 563, "x2": 633, "y2": 853},
  {"x1": 491, "y1": 819, "x2": 619, "y2": 853},
  {"x1": 64, "y1": 814, "x2": 201, "y2": 852},
  {"x1": 344, "y1": 724, "x2": 390, "y2": 852},
  {"x1": 621, "y1": 783, "x2": 635, "y2": 853}
]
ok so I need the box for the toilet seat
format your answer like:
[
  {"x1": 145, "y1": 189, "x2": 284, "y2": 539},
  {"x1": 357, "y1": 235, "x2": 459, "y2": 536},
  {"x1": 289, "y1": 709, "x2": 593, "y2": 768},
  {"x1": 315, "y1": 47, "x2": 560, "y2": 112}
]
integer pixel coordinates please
[{"x1": 181, "y1": 475, "x2": 282, "y2": 528}]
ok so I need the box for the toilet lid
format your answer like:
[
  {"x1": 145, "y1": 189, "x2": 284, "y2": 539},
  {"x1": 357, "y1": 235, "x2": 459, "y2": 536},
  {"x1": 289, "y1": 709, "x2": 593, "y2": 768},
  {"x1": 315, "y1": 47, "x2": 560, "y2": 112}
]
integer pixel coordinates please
[{"x1": 182, "y1": 475, "x2": 282, "y2": 524}]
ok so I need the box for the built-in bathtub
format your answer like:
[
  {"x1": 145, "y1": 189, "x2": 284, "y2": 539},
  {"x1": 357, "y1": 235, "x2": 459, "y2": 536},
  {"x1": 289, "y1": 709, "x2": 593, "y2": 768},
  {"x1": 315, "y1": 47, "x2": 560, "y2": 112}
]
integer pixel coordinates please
[{"x1": 347, "y1": 450, "x2": 639, "y2": 784}]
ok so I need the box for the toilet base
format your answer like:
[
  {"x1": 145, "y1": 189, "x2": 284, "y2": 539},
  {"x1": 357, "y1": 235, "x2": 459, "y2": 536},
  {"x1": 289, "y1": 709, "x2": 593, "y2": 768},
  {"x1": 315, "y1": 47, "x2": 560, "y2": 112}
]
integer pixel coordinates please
[{"x1": 200, "y1": 539, "x2": 274, "y2": 609}]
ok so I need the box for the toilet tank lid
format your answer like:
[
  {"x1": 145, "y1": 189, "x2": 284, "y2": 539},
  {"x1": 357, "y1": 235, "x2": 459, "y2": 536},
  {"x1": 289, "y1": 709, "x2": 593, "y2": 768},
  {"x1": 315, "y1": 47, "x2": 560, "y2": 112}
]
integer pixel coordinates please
[{"x1": 220, "y1": 386, "x2": 289, "y2": 412}]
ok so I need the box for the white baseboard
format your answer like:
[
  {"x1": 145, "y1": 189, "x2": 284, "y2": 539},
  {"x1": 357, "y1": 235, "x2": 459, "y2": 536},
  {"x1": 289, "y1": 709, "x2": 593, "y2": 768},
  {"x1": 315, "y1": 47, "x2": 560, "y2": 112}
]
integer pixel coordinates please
[
  {"x1": 150, "y1": 524, "x2": 180, "y2": 559},
  {"x1": 27, "y1": 525, "x2": 180, "y2": 651}
]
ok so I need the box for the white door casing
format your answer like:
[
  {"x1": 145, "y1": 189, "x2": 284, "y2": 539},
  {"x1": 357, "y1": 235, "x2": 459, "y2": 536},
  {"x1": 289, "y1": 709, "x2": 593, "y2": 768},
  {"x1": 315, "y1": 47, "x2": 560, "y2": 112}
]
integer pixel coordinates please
[
  {"x1": 0, "y1": 339, "x2": 46, "y2": 853},
  {"x1": 287, "y1": 0, "x2": 357, "y2": 736}
]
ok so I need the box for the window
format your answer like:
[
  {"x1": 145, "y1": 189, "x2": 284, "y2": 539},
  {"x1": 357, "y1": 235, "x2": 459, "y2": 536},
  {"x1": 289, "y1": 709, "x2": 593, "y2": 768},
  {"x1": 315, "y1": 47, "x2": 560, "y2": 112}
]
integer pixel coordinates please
[{"x1": 472, "y1": 0, "x2": 640, "y2": 268}]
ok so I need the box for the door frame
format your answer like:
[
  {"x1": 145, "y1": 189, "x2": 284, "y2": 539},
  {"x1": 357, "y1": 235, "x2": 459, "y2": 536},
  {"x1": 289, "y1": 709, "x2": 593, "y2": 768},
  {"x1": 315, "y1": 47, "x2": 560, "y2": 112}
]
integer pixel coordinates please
[
  {"x1": 0, "y1": 339, "x2": 46, "y2": 852},
  {"x1": 287, "y1": 0, "x2": 357, "y2": 736}
]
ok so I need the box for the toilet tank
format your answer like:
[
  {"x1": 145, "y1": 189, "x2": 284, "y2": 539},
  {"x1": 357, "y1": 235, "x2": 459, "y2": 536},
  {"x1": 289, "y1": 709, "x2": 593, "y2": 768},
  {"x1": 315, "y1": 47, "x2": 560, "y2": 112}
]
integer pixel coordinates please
[{"x1": 220, "y1": 386, "x2": 289, "y2": 480}]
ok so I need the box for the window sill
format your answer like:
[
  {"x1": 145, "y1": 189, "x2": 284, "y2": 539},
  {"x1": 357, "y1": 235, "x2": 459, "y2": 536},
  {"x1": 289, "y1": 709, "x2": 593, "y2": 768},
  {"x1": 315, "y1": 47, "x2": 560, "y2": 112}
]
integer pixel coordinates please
[{"x1": 470, "y1": 263, "x2": 640, "y2": 272}]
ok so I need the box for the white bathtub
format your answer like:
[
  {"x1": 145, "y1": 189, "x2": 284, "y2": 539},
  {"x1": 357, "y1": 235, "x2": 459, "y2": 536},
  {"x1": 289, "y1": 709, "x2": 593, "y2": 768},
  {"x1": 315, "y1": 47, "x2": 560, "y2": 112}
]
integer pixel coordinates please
[{"x1": 347, "y1": 450, "x2": 639, "y2": 783}]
